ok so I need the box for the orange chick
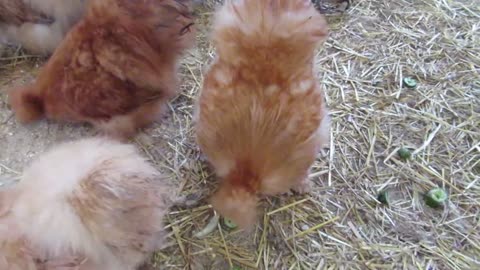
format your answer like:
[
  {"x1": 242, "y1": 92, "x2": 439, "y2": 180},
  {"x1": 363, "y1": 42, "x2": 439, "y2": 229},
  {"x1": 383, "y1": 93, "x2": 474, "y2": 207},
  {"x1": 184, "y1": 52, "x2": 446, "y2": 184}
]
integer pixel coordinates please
[
  {"x1": 8, "y1": 0, "x2": 196, "y2": 139},
  {"x1": 195, "y1": 0, "x2": 330, "y2": 228},
  {"x1": 0, "y1": 0, "x2": 86, "y2": 54},
  {"x1": 0, "y1": 137, "x2": 175, "y2": 270}
]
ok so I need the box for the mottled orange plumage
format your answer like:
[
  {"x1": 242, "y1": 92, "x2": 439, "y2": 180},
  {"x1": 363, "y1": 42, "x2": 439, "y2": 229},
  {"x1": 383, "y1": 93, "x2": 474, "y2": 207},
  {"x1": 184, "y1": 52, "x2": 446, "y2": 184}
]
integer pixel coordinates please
[
  {"x1": 196, "y1": 0, "x2": 330, "y2": 228},
  {"x1": 8, "y1": 0, "x2": 195, "y2": 139}
]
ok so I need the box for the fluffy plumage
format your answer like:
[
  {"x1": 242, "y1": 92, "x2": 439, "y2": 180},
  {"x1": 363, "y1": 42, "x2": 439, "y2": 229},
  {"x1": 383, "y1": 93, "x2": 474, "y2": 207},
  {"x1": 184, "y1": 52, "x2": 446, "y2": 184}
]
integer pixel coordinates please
[
  {"x1": 0, "y1": 0, "x2": 86, "y2": 54},
  {"x1": 195, "y1": 0, "x2": 330, "y2": 228},
  {"x1": 0, "y1": 137, "x2": 175, "y2": 270},
  {"x1": 8, "y1": 0, "x2": 196, "y2": 139}
]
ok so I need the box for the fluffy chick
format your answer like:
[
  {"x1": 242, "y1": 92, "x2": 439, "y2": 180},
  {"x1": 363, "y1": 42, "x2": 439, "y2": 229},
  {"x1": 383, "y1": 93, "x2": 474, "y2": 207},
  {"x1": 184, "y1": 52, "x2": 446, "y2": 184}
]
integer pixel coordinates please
[
  {"x1": 0, "y1": 137, "x2": 175, "y2": 270},
  {"x1": 8, "y1": 0, "x2": 195, "y2": 139},
  {"x1": 195, "y1": 0, "x2": 330, "y2": 228},
  {"x1": 0, "y1": 0, "x2": 86, "y2": 54}
]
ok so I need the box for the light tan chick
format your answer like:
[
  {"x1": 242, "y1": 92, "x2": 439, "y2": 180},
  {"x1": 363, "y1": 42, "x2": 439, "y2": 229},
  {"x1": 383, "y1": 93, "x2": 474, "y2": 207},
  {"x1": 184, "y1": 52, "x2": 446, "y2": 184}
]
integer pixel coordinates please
[
  {"x1": 0, "y1": 0, "x2": 86, "y2": 54},
  {"x1": 0, "y1": 137, "x2": 175, "y2": 269}
]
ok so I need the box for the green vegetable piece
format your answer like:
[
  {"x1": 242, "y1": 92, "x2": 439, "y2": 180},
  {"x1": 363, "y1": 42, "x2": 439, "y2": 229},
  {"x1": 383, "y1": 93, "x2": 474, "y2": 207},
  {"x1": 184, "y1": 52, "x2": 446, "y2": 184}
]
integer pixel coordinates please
[
  {"x1": 377, "y1": 190, "x2": 389, "y2": 205},
  {"x1": 425, "y1": 188, "x2": 448, "y2": 208},
  {"x1": 403, "y1": 77, "x2": 417, "y2": 88},
  {"x1": 398, "y1": 148, "x2": 411, "y2": 160},
  {"x1": 223, "y1": 217, "x2": 238, "y2": 229}
]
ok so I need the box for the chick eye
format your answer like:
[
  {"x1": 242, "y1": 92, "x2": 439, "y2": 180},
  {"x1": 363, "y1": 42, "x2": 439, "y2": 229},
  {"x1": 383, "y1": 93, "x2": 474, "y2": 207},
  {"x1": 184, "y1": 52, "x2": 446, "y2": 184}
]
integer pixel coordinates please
[{"x1": 179, "y1": 22, "x2": 194, "y2": 36}]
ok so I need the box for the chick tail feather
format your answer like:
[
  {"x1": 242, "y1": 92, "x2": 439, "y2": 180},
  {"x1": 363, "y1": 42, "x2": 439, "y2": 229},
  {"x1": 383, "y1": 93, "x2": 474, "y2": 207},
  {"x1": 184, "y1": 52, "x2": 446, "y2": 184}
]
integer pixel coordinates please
[{"x1": 8, "y1": 86, "x2": 44, "y2": 123}]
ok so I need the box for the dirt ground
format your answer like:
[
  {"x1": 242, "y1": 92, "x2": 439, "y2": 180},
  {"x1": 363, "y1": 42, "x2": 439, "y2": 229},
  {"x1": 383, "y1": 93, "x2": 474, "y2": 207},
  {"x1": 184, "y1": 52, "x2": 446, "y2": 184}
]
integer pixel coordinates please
[{"x1": 1, "y1": 0, "x2": 479, "y2": 270}]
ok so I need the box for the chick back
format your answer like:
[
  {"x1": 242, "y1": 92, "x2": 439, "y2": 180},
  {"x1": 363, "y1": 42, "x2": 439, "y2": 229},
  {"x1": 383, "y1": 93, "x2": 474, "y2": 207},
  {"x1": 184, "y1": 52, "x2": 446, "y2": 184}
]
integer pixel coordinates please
[
  {"x1": 196, "y1": 0, "x2": 330, "y2": 226},
  {"x1": 197, "y1": 0, "x2": 329, "y2": 182}
]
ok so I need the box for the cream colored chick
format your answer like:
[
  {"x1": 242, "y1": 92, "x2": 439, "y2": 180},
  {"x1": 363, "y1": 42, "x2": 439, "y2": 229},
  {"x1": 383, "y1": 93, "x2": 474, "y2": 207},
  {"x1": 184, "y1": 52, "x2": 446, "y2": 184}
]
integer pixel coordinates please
[
  {"x1": 0, "y1": 137, "x2": 174, "y2": 269},
  {"x1": 0, "y1": 0, "x2": 86, "y2": 54}
]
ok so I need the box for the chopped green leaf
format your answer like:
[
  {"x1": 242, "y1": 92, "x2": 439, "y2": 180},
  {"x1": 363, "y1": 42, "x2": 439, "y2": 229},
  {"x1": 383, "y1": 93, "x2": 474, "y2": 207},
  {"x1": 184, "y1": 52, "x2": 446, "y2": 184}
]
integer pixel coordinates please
[{"x1": 377, "y1": 190, "x2": 389, "y2": 205}]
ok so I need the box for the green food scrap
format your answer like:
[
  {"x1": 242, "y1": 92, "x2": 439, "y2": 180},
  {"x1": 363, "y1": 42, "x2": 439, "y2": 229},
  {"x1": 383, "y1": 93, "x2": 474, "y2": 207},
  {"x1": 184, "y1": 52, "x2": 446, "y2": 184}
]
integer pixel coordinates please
[
  {"x1": 223, "y1": 217, "x2": 238, "y2": 229},
  {"x1": 377, "y1": 190, "x2": 390, "y2": 205},
  {"x1": 425, "y1": 188, "x2": 448, "y2": 208},
  {"x1": 403, "y1": 77, "x2": 417, "y2": 88},
  {"x1": 398, "y1": 148, "x2": 412, "y2": 160}
]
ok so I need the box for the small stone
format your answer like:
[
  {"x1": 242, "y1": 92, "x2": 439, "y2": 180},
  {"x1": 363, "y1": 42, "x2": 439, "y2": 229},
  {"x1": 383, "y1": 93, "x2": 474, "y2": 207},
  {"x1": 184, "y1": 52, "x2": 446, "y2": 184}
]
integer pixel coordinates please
[{"x1": 407, "y1": 100, "x2": 417, "y2": 108}]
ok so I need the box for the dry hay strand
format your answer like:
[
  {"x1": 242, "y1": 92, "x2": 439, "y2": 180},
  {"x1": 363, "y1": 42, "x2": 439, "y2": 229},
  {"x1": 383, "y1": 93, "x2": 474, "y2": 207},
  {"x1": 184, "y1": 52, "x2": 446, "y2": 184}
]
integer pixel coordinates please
[{"x1": 0, "y1": 0, "x2": 479, "y2": 269}]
